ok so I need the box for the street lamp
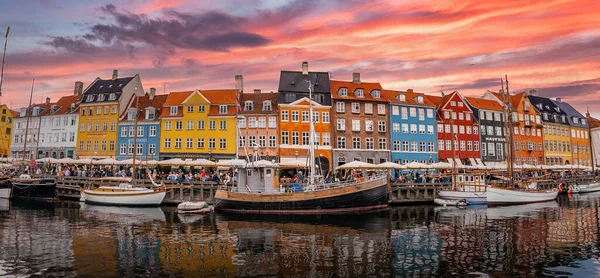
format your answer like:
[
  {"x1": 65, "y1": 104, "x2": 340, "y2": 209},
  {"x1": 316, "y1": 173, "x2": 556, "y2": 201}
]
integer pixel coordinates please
[{"x1": 208, "y1": 148, "x2": 212, "y2": 161}]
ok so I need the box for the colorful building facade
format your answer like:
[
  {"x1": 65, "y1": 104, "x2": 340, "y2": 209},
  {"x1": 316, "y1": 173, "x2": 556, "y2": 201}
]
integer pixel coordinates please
[
  {"x1": 528, "y1": 94, "x2": 572, "y2": 165},
  {"x1": 388, "y1": 89, "x2": 437, "y2": 165},
  {"x1": 278, "y1": 62, "x2": 332, "y2": 172},
  {"x1": 160, "y1": 89, "x2": 239, "y2": 160},
  {"x1": 116, "y1": 88, "x2": 166, "y2": 161},
  {"x1": 330, "y1": 74, "x2": 391, "y2": 168},
  {"x1": 0, "y1": 104, "x2": 15, "y2": 157},
  {"x1": 427, "y1": 92, "x2": 480, "y2": 163},
  {"x1": 237, "y1": 90, "x2": 279, "y2": 161},
  {"x1": 465, "y1": 97, "x2": 506, "y2": 163},
  {"x1": 11, "y1": 99, "x2": 54, "y2": 159},
  {"x1": 77, "y1": 70, "x2": 144, "y2": 158},
  {"x1": 36, "y1": 94, "x2": 81, "y2": 159},
  {"x1": 554, "y1": 99, "x2": 591, "y2": 166}
]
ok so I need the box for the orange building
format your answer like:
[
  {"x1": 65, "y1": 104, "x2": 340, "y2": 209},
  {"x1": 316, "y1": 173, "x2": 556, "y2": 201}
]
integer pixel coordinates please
[{"x1": 483, "y1": 91, "x2": 544, "y2": 165}]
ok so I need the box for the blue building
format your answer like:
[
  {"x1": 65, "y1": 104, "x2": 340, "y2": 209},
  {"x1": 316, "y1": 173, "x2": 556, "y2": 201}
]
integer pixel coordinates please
[
  {"x1": 388, "y1": 89, "x2": 438, "y2": 165},
  {"x1": 116, "y1": 89, "x2": 167, "y2": 161}
]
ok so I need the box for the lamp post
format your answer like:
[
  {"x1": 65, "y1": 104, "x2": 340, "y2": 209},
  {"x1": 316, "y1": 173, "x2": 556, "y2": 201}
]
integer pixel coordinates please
[{"x1": 208, "y1": 148, "x2": 212, "y2": 161}]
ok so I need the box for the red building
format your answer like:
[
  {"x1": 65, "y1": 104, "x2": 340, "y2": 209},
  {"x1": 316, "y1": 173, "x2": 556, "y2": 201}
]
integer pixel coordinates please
[{"x1": 426, "y1": 92, "x2": 480, "y2": 162}]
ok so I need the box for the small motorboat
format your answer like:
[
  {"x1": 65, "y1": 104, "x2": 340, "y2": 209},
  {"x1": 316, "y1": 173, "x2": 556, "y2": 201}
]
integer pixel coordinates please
[
  {"x1": 434, "y1": 198, "x2": 469, "y2": 207},
  {"x1": 177, "y1": 201, "x2": 214, "y2": 214}
]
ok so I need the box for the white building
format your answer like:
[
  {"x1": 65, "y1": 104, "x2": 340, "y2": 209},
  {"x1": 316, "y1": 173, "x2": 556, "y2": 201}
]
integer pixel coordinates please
[{"x1": 10, "y1": 98, "x2": 54, "y2": 159}]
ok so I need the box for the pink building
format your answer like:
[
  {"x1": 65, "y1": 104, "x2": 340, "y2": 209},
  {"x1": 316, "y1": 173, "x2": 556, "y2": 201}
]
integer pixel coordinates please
[{"x1": 237, "y1": 90, "x2": 279, "y2": 161}]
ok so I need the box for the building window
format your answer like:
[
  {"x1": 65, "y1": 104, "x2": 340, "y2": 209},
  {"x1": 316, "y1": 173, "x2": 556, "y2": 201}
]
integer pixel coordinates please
[
  {"x1": 248, "y1": 117, "x2": 256, "y2": 128},
  {"x1": 137, "y1": 126, "x2": 143, "y2": 137},
  {"x1": 198, "y1": 120, "x2": 205, "y2": 130},
  {"x1": 110, "y1": 121, "x2": 116, "y2": 131},
  {"x1": 186, "y1": 120, "x2": 193, "y2": 130},
  {"x1": 137, "y1": 144, "x2": 143, "y2": 155},
  {"x1": 244, "y1": 101, "x2": 254, "y2": 111},
  {"x1": 402, "y1": 124, "x2": 408, "y2": 133},
  {"x1": 427, "y1": 125, "x2": 434, "y2": 134},
  {"x1": 302, "y1": 111, "x2": 309, "y2": 122},
  {"x1": 354, "y1": 89, "x2": 364, "y2": 98},
  {"x1": 120, "y1": 144, "x2": 127, "y2": 155},
  {"x1": 337, "y1": 137, "x2": 346, "y2": 149},
  {"x1": 365, "y1": 120, "x2": 374, "y2": 132},
  {"x1": 377, "y1": 104, "x2": 386, "y2": 115},
  {"x1": 263, "y1": 101, "x2": 272, "y2": 111},
  {"x1": 209, "y1": 138, "x2": 216, "y2": 149},
  {"x1": 268, "y1": 117, "x2": 276, "y2": 128},
  {"x1": 219, "y1": 105, "x2": 228, "y2": 114},
  {"x1": 164, "y1": 138, "x2": 171, "y2": 148},
  {"x1": 176, "y1": 121, "x2": 182, "y2": 130},
  {"x1": 209, "y1": 120, "x2": 216, "y2": 130},
  {"x1": 170, "y1": 106, "x2": 178, "y2": 115},
  {"x1": 401, "y1": 107, "x2": 408, "y2": 119},
  {"x1": 281, "y1": 131, "x2": 288, "y2": 144},
  {"x1": 352, "y1": 137, "x2": 361, "y2": 149},
  {"x1": 198, "y1": 105, "x2": 205, "y2": 112},
  {"x1": 291, "y1": 111, "x2": 299, "y2": 122},
  {"x1": 149, "y1": 144, "x2": 156, "y2": 155},
  {"x1": 378, "y1": 121, "x2": 386, "y2": 132},
  {"x1": 281, "y1": 110, "x2": 289, "y2": 121},
  {"x1": 128, "y1": 127, "x2": 135, "y2": 137},
  {"x1": 220, "y1": 120, "x2": 227, "y2": 130},
  {"x1": 366, "y1": 138, "x2": 374, "y2": 149},
  {"x1": 249, "y1": 136, "x2": 256, "y2": 147},
  {"x1": 302, "y1": 132, "x2": 309, "y2": 145},
  {"x1": 165, "y1": 121, "x2": 172, "y2": 130},
  {"x1": 379, "y1": 138, "x2": 387, "y2": 149},
  {"x1": 338, "y1": 88, "x2": 347, "y2": 96},
  {"x1": 110, "y1": 140, "x2": 115, "y2": 151},
  {"x1": 365, "y1": 103, "x2": 373, "y2": 114},
  {"x1": 175, "y1": 138, "x2": 182, "y2": 148},
  {"x1": 269, "y1": 136, "x2": 276, "y2": 147},
  {"x1": 322, "y1": 133, "x2": 330, "y2": 146},
  {"x1": 150, "y1": 126, "x2": 156, "y2": 137},
  {"x1": 258, "y1": 136, "x2": 266, "y2": 147},
  {"x1": 121, "y1": 127, "x2": 127, "y2": 137},
  {"x1": 258, "y1": 117, "x2": 266, "y2": 128},
  {"x1": 351, "y1": 103, "x2": 360, "y2": 114},
  {"x1": 352, "y1": 120, "x2": 360, "y2": 132},
  {"x1": 337, "y1": 119, "x2": 345, "y2": 131},
  {"x1": 312, "y1": 112, "x2": 319, "y2": 123},
  {"x1": 292, "y1": 132, "x2": 299, "y2": 145},
  {"x1": 393, "y1": 123, "x2": 400, "y2": 132}
]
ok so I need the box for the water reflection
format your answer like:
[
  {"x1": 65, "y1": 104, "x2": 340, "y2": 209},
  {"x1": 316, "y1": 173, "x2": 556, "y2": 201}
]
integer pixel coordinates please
[{"x1": 1, "y1": 196, "x2": 600, "y2": 276}]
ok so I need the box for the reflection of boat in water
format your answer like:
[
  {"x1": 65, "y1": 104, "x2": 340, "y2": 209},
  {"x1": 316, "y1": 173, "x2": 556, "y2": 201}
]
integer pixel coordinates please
[
  {"x1": 434, "y1": 198, "x2": 468, "y2": 207},
  {"x1": 79, "y1": 203, "x2": 166, "y2": 223},
  {"x1": 177, "y1": 213, "x2": 206, "y2": 224},
  {"x1": 486, "y1": 200, "x2": 559, "y2": 220}
]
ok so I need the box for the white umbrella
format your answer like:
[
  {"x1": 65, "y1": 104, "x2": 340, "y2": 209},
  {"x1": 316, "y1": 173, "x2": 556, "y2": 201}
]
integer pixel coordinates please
[
  {"x1": 75, "y1": 158, "x2": 92, "y2": 165},
  {"x1": 95, "y1": 158, "x2": 118, "y2": 165},
  {"x1": 142, "y1": 160, "x2": 159, "y2": 166},
  {"x1": 56, "y1": 157, "x2": 77, "y2": 164},
  {"x1": 119, "y1": 158, "x2": 142, "y2": 165},
  {"x1": 373, "y1": 161, "x2": 405, "y2": 169},
  {"x1": 249, "y1": 159, "x2": 277, "y2": 167},
  {"x1": 278, "y1": 157, "x2": 310, "y2": 168},
  {"x1": 185, "y1": 159, "x2": 216, "y2": 167},
  {"x1": 158, "y1": 158, "x2": 187, "y2": 166},
  {"x1": 336, "y1": 160, "x2": 377, "y2": 170},
  {"x1": 38, "y1": 157, "x2": 59, "y2": 164},
  {"x1": 430, "y1": 162, "x2": 453, "y2": 169},
  {"x1": 404, "y1": 161, "x2": 428, "y2": 169}
]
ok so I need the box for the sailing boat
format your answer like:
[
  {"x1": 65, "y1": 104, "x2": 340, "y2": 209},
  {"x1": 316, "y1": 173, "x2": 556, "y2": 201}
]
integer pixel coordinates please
[
  {"x1": 5, "y1": 79, "x2": 57, "y2": 201},
  {"x1": 214, "y1": 82, "x2": 389, "y2": 214},
  {"x1": 487, "y1": 76, "x2": 558, "y2": 206},
  {"x1": 80, "y1": 93, "x2": 167, "y2": 206}
]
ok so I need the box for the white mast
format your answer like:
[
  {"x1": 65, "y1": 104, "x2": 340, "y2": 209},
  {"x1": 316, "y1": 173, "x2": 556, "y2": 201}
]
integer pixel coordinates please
[{"x1": 307, "y1": 80, "x2": 315, "y2": 187}]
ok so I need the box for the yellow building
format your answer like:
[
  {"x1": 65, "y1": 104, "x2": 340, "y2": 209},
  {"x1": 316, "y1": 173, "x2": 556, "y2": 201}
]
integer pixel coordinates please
[
  {"x1": 159, "y1": 89, "x2": 239, "y2": 160},
  {"x1": 542, "y1": 122, "x2": 572, "y2": 165},
  {"x1": 553, "y1": 99, "x2": 592, "y2": 166},
  {"x1": 0, "y1": 105, "x2": 15, "y2": 157},
  {"x1": 76, "y1": 70, "x2": 144, "y2": 158}
]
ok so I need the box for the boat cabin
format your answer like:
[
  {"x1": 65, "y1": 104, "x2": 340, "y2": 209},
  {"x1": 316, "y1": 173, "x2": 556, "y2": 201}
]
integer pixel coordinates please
[{"x1": 236, "y1": 164, "x2": 280, "y2": 193}]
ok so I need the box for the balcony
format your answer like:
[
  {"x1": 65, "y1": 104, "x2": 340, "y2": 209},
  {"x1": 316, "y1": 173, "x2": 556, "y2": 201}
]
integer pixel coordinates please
[{"x1": 524, "y1": 121, "x2": 532, "y2": 127}]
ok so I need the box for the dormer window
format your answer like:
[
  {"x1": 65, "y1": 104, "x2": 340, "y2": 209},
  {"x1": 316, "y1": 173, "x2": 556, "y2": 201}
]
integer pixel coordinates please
[
  {"x1": 86, "y1": 95, "x2": 94, "y2": 102},
  {"x1": 33, "y1": 107, "x2": 41, "y2": 116},
  {"x1": 20, "y1": 108, "x2": 27, "y2": 117},
  {"x1": 170, "y1": 106, "x2": 178, "y2": 115},
  {"x1": 118, "y1": 84, "x2": 123, "y2": 87},
  {"x1": 109, "y1": 93, "x2": 117, "y2": 101},
  {"x1": 108, "y1": 84, "x2": 113, "y2": 88},
  {"x1": 561, "y1": 115, "x2": 566, "y2": 122},
  {"x1": 371, "y1": 90, "x2": 380, "y2": 98},
  {"x1": 524, "y1": 102, "x2": 530, "y2": 112},
  {"x1": 145, "y1": 108, "x2": 156, "y2": 120},
  {"x1": 219, "y1": 105, "x2": 228, "y2": 114},
  {"x1": 415, "y1": 96, "x2": 424, "y2": 103},
  {"x1": 354, "y1": 89, "x2": 364, "y2": 98},
  {"x1": 338, "y1": 88, "x2": 348, "y2": 97},
  {"x1": 97, "y1": 94, "x2": 105, "y2": 101},
  {"x1": 127, "y1": 108, "x2": 136, "y2": 121},
  {"x1": 537, "y1": 103, "x2": 543, "y2": 110},
  {"x1": 244, "y1": 101, "x2": 254, "y2": 111},
  {"x1": 582, "y1": 119, "x2": 587, "y2": 125},
  {"x1": 545, "y1": 105, "x2": 550, "y2": 110},
  {"x1": 397, "y1": 94, "x2": 406, "y2": 102},
  {"x1": 554, "y1": 107, "x2": 560, "y2": 112},
  {"x1": 573, "y1": 117, "x2": 579, "y2": 124},
  {"x1": 99, "y1": 85, "x2": 104, "y2": 89},
  {"x1": 263, "y1": 101, "x2": 272, "y2": 111}
]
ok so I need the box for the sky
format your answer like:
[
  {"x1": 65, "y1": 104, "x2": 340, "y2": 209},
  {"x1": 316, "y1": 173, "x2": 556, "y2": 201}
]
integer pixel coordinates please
[{"x1": 0, "y1": 0, "x2": 599, "y2": 115}]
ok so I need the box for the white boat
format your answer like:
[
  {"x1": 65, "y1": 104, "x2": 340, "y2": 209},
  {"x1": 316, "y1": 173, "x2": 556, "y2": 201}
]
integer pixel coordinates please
[
  {"x1": 82, "y1": 182, "x2": 167, "y2": 207},
  {"x1": 438, "y1": 174, "x2": 488, "y2": 205},
  {"x1": 438, "y1": 191, "x2": 486, "y2": 205},
  {"x1": 568, "y1": 184, "x2": 581, "y2": 193},
  {"x1": 434, "y1": 198, "x2": 468, "y2": 207},
  {"x1": 486, "y1": 186, "x2": 558, "y2": 206},
  {"x1": 578, "y1": 182, "x2": 600, "y2": 193}
]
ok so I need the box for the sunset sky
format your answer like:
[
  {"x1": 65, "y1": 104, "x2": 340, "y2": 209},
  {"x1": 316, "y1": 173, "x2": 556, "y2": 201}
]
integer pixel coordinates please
[{"x1": 0, "y1": 0, "x2": 599, "y2": 115}]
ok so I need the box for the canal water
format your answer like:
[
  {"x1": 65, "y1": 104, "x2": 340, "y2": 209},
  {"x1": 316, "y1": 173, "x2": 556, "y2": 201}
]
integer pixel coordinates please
[{"x1": 1, "y1": 193, "x2": 600, "y2": 277}]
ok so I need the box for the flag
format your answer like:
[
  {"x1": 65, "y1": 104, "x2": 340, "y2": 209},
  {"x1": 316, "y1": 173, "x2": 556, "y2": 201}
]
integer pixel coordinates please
[{"x1": 236, "y1": 102, "x2": 242, "y2": 112}]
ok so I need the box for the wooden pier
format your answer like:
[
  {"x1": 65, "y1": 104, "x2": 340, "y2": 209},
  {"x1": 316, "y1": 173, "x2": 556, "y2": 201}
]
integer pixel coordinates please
[{"x1": 54, "y1": 176, "x2": 453, "y2": 205}]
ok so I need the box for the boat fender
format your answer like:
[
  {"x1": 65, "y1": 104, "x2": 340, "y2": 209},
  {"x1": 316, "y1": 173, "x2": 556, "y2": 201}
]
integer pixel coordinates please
[{"x1": 558, "y1": 183, "x2": 563, "y2": 191}]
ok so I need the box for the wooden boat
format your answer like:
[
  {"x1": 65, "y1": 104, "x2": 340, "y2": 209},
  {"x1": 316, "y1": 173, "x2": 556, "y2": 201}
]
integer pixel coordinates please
[
  {"x1": 486, "y1": 184, "x2": 558, "y2": 206},
  {"x1": 578, "y1": 182, "x2": 600, "y2": 193},
  {"x1": 9, "y1": 174, "x2": 57, "y2": 201},
  {"x1": 214, "y1": 164, "x2": 389, "y2": 214},
  {"x1": 177, "y1": 201, "x2": 214, "y2": 214},
  {"x1": 437, "y1": 173, "x2": 487, "y2": 205},
  {"x1": 81, "y1": 179, "x2": 166, "y2": 207},
  {"x1": 434, "y1": 198, "x2": 468, "y2": 207}
]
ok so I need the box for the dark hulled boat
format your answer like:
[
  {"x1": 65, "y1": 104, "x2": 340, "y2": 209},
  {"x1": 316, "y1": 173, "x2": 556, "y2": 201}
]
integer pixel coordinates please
[
  {"x1": 0, "y1": 177, "x2": 12, "y2": 199},
  {"x1": 214, "y1": 162, "x2": 389, "y2": 214},
  {"x1": 8, "y1": 175, "x2": 57, "y2": 201}
]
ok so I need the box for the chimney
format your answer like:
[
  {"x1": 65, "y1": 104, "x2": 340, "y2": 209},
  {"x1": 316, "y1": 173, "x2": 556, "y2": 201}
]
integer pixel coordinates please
[
  {"x1": 556, "y1": 97, "x2": 562, "y2": 102},
  {"x1": 407, "y1": 89, "x2": 414, "y2": 93},
  {"x1": 149, "y1": 87, "x2": 156, "y2": 100},
  {"x1": 45, "y1": 97, "x2": 51, "y2": 104},
  {"x1": 74, "y1": 81, "x2": 83, "y2": 96},
  {"x1": 254, "y1": 89, "x2": 261, "y2": 94},
  {"x1": 352, "y1": 73, "x2": 361, "y2": 84},
  {"x1": 302, "y1": 61, "x2": 308, "y2": 75},
  {"x1": 112, "y1": 69, "x2": 118, "y2": 80},
  {"x1": 529, "y1": 89, "x2": 537, "y2": 96},
  {"x1": 235, "y1": 75, "x2": 244, "y2": 93}
]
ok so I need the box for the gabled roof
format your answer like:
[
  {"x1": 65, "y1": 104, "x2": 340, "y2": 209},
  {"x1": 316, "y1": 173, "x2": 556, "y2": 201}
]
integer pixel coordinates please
[
  {"x1": 9, "y1": 110, "x2": 18, "y2": 117},
  {"x1": 163, "y1": 91, "x2": 193, "y2": 106},
  {"x1": 278, "y1": 71, "x2": 331, "y2": 93},
  {"x1": 280, "y1": 97, "x2": 327, "y2": 107},
  {"x1": 553, "y1": 100, "x2": 587, "y2": 128},
  {"x1": 53, "y1": 95, "x2": 82, "y2": 115},
  {"x1": 588, "y1": 116, "x2": 600, "y2": 128},
  {"x1": 386, "y1": 89, "x2": 436, "y2": 107},
  {"x1": 201, "y1": 89, "x2": 238, "y2": 104},
  {"x1": 465, "y1": 97, "x2": 503, "y2": 111},
  {"x1": 15, "y1": 102, "x2": 56, "y2": 118},
  {"x1": 239, "y1": 92, "x2": 278, "y2": 114},
  {"x1": 122, "y1": 94, "x2": 168, "y2": 121},
  {"x1": 330, "y1": 80, "x2": 389, "y2": 102},
  {"x1": 425, "y1": 95, "x2": 443, "y2": 107}
]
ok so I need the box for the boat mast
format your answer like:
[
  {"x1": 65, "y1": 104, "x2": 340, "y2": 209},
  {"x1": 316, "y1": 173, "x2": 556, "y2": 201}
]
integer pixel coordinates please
[
  {"x1": 587, "y1": 108, "x2": 595, "y2": 173},
  {"x1": 0, "y1": 26, "x2": 9, "y2": 97},
  {"x1": 131, "y1": 93, "x2": 139, "y2": 183},
  {"x1": 448, "y1": 108, "x2": 457, "y2": 190},
  {"x1": 22, "y1": 79, "x2": 34, "y2": 161},
  {"x1": 501, "y1": 76, "x2": 514, "y2": 184},
  {"x1": 307, "y1": 80, "x2": 315, "y2": 187}
]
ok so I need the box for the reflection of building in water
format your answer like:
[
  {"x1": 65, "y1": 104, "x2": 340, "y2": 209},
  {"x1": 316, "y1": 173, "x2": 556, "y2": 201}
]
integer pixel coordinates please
[
  {"x1": 547, "y1": 205, "x2": 599, "y2": 249},
  {"x1": 115, "y1": 226, "x2": 162, "y2": 277},
  {"x1": 0, "y1": 209, "x2": 75, "y2": 277},
  {"x1": 391, "y1": 206, "x2": 440, "y2": 276},
  {"x1": 219, "y1": 213, "x2": 393, "y2": 278},
  {"x1": 72, "y1": 226, "x2": 118, "y2": 277}
]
